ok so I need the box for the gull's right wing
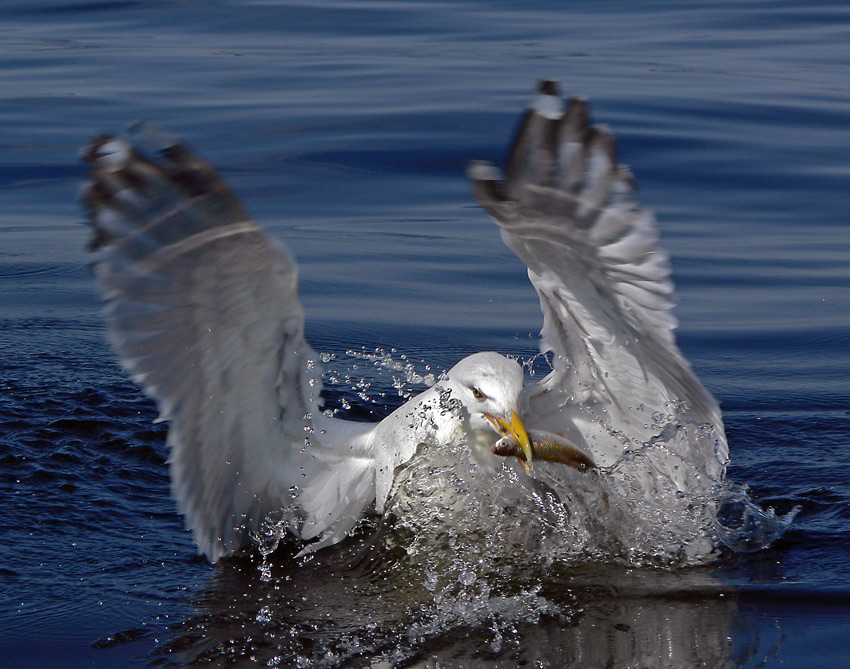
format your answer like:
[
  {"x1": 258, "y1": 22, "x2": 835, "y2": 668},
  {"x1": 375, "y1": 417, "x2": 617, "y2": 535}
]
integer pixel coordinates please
[{"x1": 81, "y1": 130, "x2": 375, "y2": 561}]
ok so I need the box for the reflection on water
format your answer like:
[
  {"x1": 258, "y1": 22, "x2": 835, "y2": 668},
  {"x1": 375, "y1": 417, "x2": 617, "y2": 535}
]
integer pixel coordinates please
[
  {"x1": 148, "y1": 532, "x2": 748, "y2": 667},
  {"x1": 117, "y1": 532, "x2": 849, "y2": 668}
]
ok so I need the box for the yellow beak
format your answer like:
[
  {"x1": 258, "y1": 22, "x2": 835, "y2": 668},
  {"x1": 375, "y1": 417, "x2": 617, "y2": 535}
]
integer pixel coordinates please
[{"x1": 484, "y1": 409, "x2": 533, "y2": 464}]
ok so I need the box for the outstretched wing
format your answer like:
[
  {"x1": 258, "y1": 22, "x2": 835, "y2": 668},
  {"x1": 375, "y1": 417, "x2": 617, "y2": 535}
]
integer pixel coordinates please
[
  {"x1": 81, "y1": 130, "x2": 374, "y2": 561},
  {"x1": 470, "y1": 82, "x2": 726, "y2": 469}
]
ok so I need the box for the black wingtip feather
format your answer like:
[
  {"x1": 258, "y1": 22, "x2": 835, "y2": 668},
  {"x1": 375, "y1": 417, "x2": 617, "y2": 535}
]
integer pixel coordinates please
[{"x1": 538, "y1": 79, "x2": 559, "y2": 96}]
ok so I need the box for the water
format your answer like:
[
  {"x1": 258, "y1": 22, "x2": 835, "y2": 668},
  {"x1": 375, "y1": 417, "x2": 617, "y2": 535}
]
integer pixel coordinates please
[{"x1": 2, "y1": 1, "x2": 849, "y2": 666}]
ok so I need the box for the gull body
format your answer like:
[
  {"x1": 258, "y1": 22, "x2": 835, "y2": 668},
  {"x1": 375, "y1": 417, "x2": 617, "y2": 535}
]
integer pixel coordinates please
[{"x1": 296, "y1": 352, "x2": 527, "y2": 553}]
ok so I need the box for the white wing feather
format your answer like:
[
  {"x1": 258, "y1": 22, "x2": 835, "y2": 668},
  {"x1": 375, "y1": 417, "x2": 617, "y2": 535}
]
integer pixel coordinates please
[
  {"x1": 470, "y1": 83, "x2": 727, "y2": 471},
  {"x1": 82, "y1": 132, "x2": 377, "y2": 561}
]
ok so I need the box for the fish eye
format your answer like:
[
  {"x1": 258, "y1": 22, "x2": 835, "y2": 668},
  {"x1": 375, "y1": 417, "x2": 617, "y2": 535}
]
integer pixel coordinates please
[{"x1": 471, "y1": 386, "x2": 485, "y2": 400}]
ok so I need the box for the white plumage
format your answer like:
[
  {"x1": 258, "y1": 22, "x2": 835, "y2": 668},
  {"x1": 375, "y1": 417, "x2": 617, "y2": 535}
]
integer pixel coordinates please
[{"x1": 81, "y1": 82, "x2": 727, "y2": 562}]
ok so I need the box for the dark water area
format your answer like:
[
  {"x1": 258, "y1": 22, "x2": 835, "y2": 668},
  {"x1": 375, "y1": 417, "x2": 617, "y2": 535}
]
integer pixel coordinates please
[{"x1": 2, "y1": 1, "x2": 849, "y2": 666}]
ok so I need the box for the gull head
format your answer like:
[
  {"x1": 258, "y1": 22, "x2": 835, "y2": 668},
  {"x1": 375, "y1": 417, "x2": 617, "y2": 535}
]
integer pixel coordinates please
[{"x1": 441, "y1": 352, "x2": 532, "y2": 463}]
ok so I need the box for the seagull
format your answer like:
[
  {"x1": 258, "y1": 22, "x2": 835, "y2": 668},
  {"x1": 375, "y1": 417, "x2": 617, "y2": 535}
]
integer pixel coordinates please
[{"x1": 80, "y1": 81, "x2": 727, "y2": 563}]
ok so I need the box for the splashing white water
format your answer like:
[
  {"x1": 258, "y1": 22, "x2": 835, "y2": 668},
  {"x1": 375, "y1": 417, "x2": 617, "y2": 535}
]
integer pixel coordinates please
[
  {"x1": 317, "y1": 347, "x2": 436, "y2": 417},
  {"x1": 714, "y1": 483, "x2": 800, "y2": 552},
  {"x1": 255, "y1": 349, "x2": 795, "y2": 577}
]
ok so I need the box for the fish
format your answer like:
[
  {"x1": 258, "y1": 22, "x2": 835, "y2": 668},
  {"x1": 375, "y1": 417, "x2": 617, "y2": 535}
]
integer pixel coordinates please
[{"x1": 491, "y1": 429, "x2": 597, "y2": 473}]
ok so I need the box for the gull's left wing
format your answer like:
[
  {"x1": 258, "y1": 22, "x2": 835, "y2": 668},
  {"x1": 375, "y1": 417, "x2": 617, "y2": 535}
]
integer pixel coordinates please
[{"x1": 470, "y1": 82, "x2": 727, "y2": 476}]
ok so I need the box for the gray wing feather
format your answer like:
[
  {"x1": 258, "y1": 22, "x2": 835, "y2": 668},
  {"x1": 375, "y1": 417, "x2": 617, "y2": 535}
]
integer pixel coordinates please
[
  {"x1": 470, "y1": 82, "x2": 726, "y2": 470},
  {"x1": 82, "y1": 133, "x2": 334, "y2": 561}
]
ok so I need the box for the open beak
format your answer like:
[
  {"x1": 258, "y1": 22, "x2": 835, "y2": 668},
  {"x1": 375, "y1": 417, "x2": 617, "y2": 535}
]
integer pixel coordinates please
[{"x1": 484, "y1": 410, "x2": 533, "y2": 464}]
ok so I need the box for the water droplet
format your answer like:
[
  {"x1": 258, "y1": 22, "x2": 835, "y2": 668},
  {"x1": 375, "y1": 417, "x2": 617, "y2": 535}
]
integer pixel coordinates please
[
  {"x1": 423, "y1": 567, "x2": 439, "y2": 592},
  {"x1": 255, "y1": 605, "x2": 272, "y2": 624}
]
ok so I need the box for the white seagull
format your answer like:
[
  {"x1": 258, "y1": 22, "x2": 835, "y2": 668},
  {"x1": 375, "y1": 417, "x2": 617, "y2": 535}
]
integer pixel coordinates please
[{"x1": 81, "y1": 81, "x2": 727, "y2": 563}]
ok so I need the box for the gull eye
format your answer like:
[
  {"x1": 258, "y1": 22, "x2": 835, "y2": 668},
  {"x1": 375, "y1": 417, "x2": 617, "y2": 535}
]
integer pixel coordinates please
[{"x1": 471, "y1": 386, "x2": 485, "y2": 400}]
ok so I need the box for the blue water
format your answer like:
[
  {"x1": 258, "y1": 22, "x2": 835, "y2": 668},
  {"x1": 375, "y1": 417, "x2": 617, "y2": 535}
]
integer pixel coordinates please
[{"x1": 2, "y1": 1, "x2": 850, "y2": 666}]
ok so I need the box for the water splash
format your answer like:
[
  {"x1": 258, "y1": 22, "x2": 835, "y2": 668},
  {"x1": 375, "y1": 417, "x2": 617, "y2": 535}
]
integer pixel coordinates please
[
  {"x1": 406, "y1": 583, "x2": 564, "y2": 656},
  {"x1": 241, "y1": 347, "x2": 798, "y2": 667},
  {"x1": 268, "y1": 349, "x2": 796, "y2": 576},
  {"x1": 344, "y1": 347, "x2": 436, "y2": 392},
  {"x1": 318, "y1": 347, "x2": 436, "y2": 417},
  {"x1": 714, "y1": 483, "x2": 800, "y2": 553},
  {"x1": 204, "y1": 351, "x2": 800, "y2": 668},
  {"x1": 381, "y1": 398, "x2": 793, "y2": 575}
]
